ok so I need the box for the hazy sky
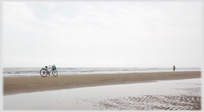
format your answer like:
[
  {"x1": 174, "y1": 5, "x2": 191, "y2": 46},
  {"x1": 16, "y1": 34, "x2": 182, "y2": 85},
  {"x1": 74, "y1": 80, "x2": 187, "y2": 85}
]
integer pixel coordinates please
[{"x1": 2, "y1": 1, "x2": 203, "y2": 68}]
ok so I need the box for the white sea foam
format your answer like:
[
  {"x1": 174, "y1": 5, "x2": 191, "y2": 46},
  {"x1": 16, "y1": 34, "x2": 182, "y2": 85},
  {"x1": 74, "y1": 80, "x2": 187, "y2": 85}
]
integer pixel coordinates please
[{"x1": 3, "y1": 67, "x2": 201, "y2": 77}]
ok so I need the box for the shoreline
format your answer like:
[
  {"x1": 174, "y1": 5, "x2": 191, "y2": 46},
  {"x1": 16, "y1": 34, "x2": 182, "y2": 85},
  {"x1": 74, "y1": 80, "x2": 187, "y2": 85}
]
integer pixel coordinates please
[
  {"x1": 3, "y1": 70, "x2": 201, "y2": 77},
  {"x1": 4, "y1": 71, "x2": 201, "y2": 95}
]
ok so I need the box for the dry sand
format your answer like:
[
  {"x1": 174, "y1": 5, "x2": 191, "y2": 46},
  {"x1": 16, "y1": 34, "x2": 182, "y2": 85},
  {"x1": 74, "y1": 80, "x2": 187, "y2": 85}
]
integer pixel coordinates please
[{"x1": 4, "y1": 71, "x2": 201, "y2": 95}]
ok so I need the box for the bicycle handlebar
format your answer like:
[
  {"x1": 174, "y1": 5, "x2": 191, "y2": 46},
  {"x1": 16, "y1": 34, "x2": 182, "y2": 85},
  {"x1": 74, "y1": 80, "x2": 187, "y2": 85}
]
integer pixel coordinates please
[{"x1": 45, "y1": 64, "x2": 55, "y2": 68}]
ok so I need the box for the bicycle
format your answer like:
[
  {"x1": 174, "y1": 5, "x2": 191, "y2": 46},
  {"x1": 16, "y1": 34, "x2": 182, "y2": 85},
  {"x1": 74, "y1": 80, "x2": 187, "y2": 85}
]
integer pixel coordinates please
[{"x1": 40, "y1": 64, "x2": 58, "y2": 77}]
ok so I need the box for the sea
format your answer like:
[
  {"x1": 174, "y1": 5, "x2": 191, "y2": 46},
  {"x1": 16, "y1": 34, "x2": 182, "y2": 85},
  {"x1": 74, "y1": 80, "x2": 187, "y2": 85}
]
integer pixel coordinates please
[{"x1": 3, "y1": 67, "x2": 201, "y2": 77}]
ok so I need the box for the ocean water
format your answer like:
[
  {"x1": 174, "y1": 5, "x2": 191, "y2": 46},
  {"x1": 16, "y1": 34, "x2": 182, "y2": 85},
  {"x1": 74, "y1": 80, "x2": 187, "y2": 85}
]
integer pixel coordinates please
[{"x1": 3, "y1": 67, "x2": 201, "y2": 77}]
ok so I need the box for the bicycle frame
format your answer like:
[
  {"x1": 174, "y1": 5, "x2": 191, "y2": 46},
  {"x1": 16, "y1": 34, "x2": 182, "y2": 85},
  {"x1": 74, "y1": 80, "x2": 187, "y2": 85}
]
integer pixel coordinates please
[
  {"x1": 45, "y1": 66, "x2": 53, "y2": 76},
  {"x1": 40, "y1": 64, "x2": 58, "y2": 77}
]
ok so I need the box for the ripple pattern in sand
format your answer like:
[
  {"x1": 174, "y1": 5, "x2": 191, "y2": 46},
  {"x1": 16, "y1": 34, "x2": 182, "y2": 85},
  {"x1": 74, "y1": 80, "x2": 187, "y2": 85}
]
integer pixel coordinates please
[
  {"x1": 4, "y1": 78, "x2": 201, "y2": 110},
  {"x1": 79, "y1": 95, "x2": 201, "y2": 110},
  {"x1": 75, "y1": 79, "x2": 201, "y2": 110}
]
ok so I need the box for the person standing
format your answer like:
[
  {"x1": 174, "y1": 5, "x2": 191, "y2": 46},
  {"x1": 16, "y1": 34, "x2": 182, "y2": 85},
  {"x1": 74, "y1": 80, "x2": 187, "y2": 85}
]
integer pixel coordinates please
[{"x1": 173, "y1": 65, "x2": 176, "y2": 72}]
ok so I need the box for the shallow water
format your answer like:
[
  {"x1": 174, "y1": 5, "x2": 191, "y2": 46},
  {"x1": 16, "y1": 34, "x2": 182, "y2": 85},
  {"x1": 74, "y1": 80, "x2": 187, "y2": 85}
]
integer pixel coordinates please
[
  {"x1": 4, "y1": 78, "x2": 201, "y2": 110},
  {"x1": 3, "y1": 67, "x2": 201, "y2": 77}
]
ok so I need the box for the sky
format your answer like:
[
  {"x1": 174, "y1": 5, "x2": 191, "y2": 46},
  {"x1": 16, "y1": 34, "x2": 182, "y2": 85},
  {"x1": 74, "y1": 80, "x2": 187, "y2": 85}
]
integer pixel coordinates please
[{"x1": 2, "y1": 1, "x2": 203, "y2": 68}]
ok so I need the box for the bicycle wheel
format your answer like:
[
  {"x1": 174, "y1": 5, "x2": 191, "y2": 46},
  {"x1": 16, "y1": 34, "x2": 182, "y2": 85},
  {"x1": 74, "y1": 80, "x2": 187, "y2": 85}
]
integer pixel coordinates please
[
  {"x1": 40, "y1": 68, "x2": 48, "y2": 77},
  {"x1": 52, "y1": 69, "x2": 58, "y2": 77}
]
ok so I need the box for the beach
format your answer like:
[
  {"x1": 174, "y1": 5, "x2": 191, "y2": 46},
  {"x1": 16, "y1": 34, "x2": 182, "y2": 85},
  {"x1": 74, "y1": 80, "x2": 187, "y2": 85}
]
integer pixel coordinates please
[
  {"x1": 4, "y1": 71, "x2": 201, "y2": 95},
  {"x1": 4, "y1": 77, "x2": 201, "y2": 110}
]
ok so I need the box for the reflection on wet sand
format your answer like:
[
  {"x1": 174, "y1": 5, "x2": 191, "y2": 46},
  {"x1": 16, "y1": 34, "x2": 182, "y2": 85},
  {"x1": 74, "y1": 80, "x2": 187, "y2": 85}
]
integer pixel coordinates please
[
  {"x1": 84, "y1": 95, "x2": 200, "y2": 110},
  {"x1": 4, "y1": 78, "x2": 201, "y2": 110}
]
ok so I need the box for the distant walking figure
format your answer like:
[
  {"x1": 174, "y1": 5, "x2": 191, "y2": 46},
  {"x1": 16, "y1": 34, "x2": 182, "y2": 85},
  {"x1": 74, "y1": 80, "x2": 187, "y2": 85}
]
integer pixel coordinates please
[{"x1": 173, "y1": 65, "x2": 176, "y2": 72}]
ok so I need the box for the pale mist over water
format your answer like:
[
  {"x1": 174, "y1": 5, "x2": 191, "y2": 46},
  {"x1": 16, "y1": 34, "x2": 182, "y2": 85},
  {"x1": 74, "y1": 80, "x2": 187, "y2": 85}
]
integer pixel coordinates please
[{"x1": 3, "y1": 67, "x2": 201, "y2": 77}]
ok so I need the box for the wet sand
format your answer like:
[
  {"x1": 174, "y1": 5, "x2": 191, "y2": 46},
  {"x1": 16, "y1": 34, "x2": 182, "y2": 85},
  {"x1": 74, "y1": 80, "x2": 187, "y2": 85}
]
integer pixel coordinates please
[
  {"x1": 4, "y1": 71, "x2": 201, "y2": 95},
  {"x1": 4, "y1": 78, "x2": 201, "y2": 110}
]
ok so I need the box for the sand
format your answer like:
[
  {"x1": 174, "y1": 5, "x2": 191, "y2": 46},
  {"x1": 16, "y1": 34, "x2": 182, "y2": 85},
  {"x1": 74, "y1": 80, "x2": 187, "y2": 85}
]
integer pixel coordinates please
[
  {"x1": 4, "y1": 71, "x2": 201, "y2": 95},
  {"x1": 4, "y1": 78, "x2": 201, "y2": 110}
]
